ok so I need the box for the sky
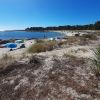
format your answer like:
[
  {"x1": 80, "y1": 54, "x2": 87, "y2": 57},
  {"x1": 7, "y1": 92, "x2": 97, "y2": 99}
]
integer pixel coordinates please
[{"x1": 0, "y1": 0, "x2": 100, "y2": 30}]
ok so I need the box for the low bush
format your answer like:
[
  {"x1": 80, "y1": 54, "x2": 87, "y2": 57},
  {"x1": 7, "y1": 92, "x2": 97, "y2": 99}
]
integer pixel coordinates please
[
  {"x1": 82, "y1": 34, "x2": 97, "y2": 40},
  {"x1": 28, "y1": 41, "x2": 57, "y2": 53},
  {"x1": 28, "y1": 43, "x2": 47, "y2": 53}
]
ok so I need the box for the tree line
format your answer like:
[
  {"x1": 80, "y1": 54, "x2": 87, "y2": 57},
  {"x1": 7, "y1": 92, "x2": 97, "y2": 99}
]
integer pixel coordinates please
[{"x1": 25, "y1": 21, "x2": 100, "y2": 31}]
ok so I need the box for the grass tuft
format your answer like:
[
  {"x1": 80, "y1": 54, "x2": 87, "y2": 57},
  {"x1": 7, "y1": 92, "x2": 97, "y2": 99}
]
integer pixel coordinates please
[
  {"x1": 0, "y1": 54, "x2": 14, "y2": 69},
  {"x1": 92, "y1": 45, "x2": 100, "y2": 77}
]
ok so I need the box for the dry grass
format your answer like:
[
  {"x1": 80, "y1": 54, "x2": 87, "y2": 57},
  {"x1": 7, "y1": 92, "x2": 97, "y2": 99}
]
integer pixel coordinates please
[
  {"x1": 92, "y1": 46, "x2": 100, "y2": 77},
  {"x1": 28, "y1": 43, "x2": 47, "y2": 53},
  {"x1": 0, "y1": 54, "x2": 99, "y2": 99},
  {"x1": 28, "y1": 41, "x2": 58, "y2": 53},
  {"x1": 28, "y1": 33, "x2": 99, "y2": 54},
  {"x1": 65, "y1": 34, "x2": 98, "y2": 46},
  {"x1": 0, "y1": 54, "x2": 15, "y2": 70},
  {"x1": 35, "y1": 39, "x2": 46, "y2": 43},
  {"x1": 82, "y1": 34, "x2": 97, "y2": 40},
  {"x1": 66, "y1": 36, "x2": 79, "y2": 44}
]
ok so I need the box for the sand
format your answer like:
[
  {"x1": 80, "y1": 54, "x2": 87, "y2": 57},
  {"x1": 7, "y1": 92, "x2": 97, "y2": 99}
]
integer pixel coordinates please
[
  {"x1": 52, "y1": 30, "x2": 92, "y2": 36},
  {"x1": 0, "y1": 39, "x2": 35, "y2": 59},
  {"x1": 0, "y1": 37, "x2": 97, "y2": 59},
  {"x1": 38, "y1": 45, "x2": 94, "y2": 58},
  {"x1": 0, "y1": 44, "x2": 94, "y2": 60}
]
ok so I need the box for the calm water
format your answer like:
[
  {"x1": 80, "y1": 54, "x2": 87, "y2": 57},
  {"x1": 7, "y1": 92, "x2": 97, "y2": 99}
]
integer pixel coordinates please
[{"x1": 0, "y1": 31, "x2": 64, "y2": 40}]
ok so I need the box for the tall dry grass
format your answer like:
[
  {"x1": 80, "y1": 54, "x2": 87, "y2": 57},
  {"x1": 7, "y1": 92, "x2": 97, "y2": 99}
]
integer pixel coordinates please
[
  {"x1": 28, "y1": 41, "x2": 58, "y2": 53},
  {"x1": 0, "y1": 54, "x2": 15, "y2": 69},
  {"x1": 92, "y1": 46, "x2": 100, "y2": 77}
]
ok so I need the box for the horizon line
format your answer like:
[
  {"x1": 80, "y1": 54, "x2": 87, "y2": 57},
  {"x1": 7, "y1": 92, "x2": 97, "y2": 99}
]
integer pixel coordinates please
[{"x1": 0, "y1": 20, "x2": 99, "y2": 31}]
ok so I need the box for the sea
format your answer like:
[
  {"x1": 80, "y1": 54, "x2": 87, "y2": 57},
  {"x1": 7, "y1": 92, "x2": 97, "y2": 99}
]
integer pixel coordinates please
[{"x1": 0, "y1": 31, "x2": 64, "y2": 40}]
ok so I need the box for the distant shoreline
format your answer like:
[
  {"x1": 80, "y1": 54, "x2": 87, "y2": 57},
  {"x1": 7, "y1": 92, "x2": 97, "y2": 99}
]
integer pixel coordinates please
[
  {"x1": 0, "y1": 30, "x2": 99, "y2": 41},
  {"x1": 0, "y1": 29, "x2": 100, "y2": 33}
]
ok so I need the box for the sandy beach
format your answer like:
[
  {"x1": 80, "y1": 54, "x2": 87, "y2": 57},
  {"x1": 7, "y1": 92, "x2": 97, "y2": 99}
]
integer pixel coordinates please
[
  {"x1": 0, "y1": 32, "x2": 100, "y2": 100},
  {"x1": 0, "y1": 33, "x2": 100, "y2": 100},
  {"x1": 0, "y1": 31, "x2": 99, "y2": 59},
  {"x1": 0, "y1": 39, "x2": 35, "y2": 59},
  {"x1": 0, "y1": 40, "x2": 95, "y2": 59},
  {"x1": 52, "y1": 30, "x2": 96, "y2": 36}
]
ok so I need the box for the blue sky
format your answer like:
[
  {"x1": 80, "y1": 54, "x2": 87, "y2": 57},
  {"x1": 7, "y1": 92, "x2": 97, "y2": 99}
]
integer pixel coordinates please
[{"x1": 0, "y1": 0, "x2": 100, "y2": 30}]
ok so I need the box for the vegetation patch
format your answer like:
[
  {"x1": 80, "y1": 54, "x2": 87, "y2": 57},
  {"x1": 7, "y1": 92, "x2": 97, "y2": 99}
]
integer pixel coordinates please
[
  {"x1": 92, "y1": 45, "x2": 100, "y2": 77},
  {"x1": 0, "y1": 54, "x2": 15, "y2": 70},
  {"x1": 81, "y1": 34, "x2": 97, "y2": 40},
  {"x1": 28, "y1": 41, "x2": 58, "y2": 53},
  {"x1": 66, "y1": 36, "x2": 79, "y2": 44},
  {"x1": 0, "y1": 54, "x2": 99, "y2": 99}
]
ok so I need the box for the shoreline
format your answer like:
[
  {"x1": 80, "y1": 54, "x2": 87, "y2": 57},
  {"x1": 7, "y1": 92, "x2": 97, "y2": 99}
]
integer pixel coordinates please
[
  {"x1": 50, "y1": 30, "x2": 98, "y2": 36},
  {"x1": 0, "y1": 30, "x2": 99, "y2": 41},
  {"x1": 0, "y1": 30, "x2": 100, "y2": 59}
]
